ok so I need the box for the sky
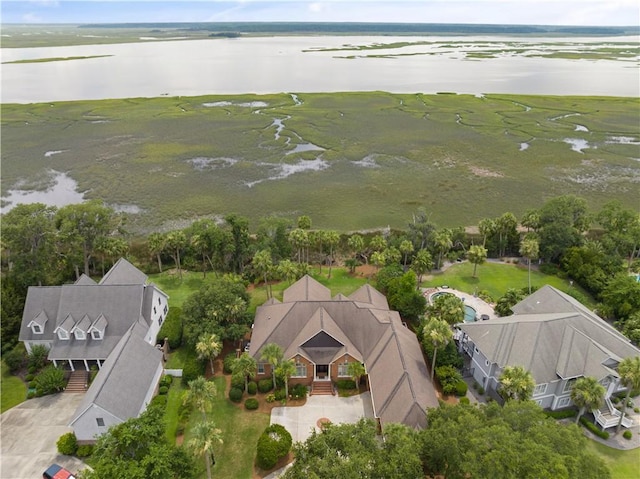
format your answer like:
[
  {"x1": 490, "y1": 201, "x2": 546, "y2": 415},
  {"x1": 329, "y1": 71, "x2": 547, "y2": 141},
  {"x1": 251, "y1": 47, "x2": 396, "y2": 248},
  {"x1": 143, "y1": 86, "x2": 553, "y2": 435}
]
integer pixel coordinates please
[{"x1": 1, "y1": 0, "x2": 639, "y2": 26}]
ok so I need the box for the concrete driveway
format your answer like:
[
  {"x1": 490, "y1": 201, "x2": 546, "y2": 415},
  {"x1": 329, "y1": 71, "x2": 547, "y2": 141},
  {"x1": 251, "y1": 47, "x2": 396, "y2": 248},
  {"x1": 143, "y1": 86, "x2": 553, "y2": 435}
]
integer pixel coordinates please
[
  {"x1": 270, "y1": 392, "x2": 374, "y2": 443},
  {"x1": 1, "y1": 393, "x2": 87, "y2": 479}
]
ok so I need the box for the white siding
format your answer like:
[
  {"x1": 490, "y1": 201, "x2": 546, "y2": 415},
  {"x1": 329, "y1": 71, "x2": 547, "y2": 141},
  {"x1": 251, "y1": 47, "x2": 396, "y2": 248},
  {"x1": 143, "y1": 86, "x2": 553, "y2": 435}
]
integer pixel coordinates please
[
  {"x1": 71, "y1": 405, "x2": 121, "y2": 443},
  {"x1": 145, "y1": 289, "x2": 168, "y2": 345}
]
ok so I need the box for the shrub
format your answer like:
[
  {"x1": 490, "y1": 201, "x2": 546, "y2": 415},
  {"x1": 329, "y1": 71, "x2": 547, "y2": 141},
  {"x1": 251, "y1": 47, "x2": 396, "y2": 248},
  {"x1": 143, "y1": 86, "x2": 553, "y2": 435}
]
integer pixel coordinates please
[
  {"x1": 158, "y1": 386, "x2": 169, "y2": 395},
  {"x1": 150, "y1": 394, "x2": 167, "y2": 408},
  {"x1": 3, "y1": 346, "x2": 26, "y2": 373},
  {"x1": 157, "y1": 307, "x2": 183, "y2": 349},
  {"x1": 258, "y1": 379, "x2": 274, "y2": 393},
  {"x1": 623, "y1": 430, "x2": 633, "y2": 440},
  {"x1": 423, "y1": 341, "x2": 463, "y2": 369},
  {"x1": 266, "y1": 393, "x2": 276, "y2": 403},
  {"x1": 634, "y1": 407, "x2": 640, "y2": 413},
  {"x1": 28, "y1": 344, "x2": 50, "y2": 371},
  {"x1": 478, "y1": 386, "x2": 485, "y2": 395},
  {"x1": 579, "y1": 417, "x2": 610, "y2": 439},
  {"x1": 160, "y1": 375, "x2": 173, "y2": 387},
  {"x1": 34, "y1": 365, "x2": 65, "y2": 395},
  {"x1": 229, "y1": 387, "x2": 243, "y2": 403},
  {"x1": 24, "y1": 373, "x2": 35, "y2": 382},
  {"x1": 247, "y1": 381, "x2": 257, "y2": 395},
  {"x1": 544, "y1": 409, "x2": 577, "y2": 420},
  {"x1": 28, "y1": 366, "x2": 37, "y2": 375},
  {"x1": 454, "y1": 379, "x2": 468, "y2": 397},
  {"x1": 223, "y1": 353, "x2": 237, "y2": 374},
  {"x1": 181, "y1": 356, "x2": 205, "y2": 386},
  {"x1": 56, "y1": 432, "x2": 78, "y2": 456},
  {"x1": 256, "y1": 424, "x2": 292, "y2": 470},
  {"x1": 290, "y1": 383, "x2": 308, "y2": 399},
  {"x1": 435, "y1": 365, "x2": 464, "y2": 395},
  {"x1": 477, "y1": 290, "x2": 494, "y2": 303},
  {"x1": 335, "y1": 379, "x2": 357, "y2": 391},
  {"x1": 76, "y1": 444, "x2": 94, "y2": 458},
  {"x1": 245, "y1": 398, "x2": 259, "y2": 410},
  {"x1": 273, "y1": 389, "x2": 286, "y2": 401},
  {"x1": 26, "y1": 391, "x2": 36, "y2": 399},
  {"x1": 231, "y1": 373, "x2": 246, "y2": 391},
  {"x1": 459, "y1": 397, "x2": 470, "y2": 405}
]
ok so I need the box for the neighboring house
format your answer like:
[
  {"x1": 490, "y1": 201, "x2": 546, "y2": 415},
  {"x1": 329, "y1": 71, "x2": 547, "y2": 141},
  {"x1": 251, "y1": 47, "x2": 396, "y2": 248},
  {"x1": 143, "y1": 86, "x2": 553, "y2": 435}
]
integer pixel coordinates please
[
  {"x1": 19, "y1": 258, "x2": 168, "y2": 371},
  {"x1": 19, "y1": 258, "x2": 169, "y2": 442},
  {"x1": 456, "y1": 285, "x2": 640, "y2": 428},
  {"x1": 249, "y1": 275, "x2": 438, "y2": 429}
]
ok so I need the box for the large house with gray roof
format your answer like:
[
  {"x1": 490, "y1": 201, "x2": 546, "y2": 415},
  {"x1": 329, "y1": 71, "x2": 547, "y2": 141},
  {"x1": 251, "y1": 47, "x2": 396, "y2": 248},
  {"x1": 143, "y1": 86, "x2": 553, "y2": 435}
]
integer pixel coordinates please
[
  {"x1": 249, "y1": 275, "x2": 438, "y2": 429},
  {"x1": 19, "y1": 258, "x2": 168, "y2": 442},
  {"x1": 456, "y1": 285, "x2": 639, "y2": 429}
]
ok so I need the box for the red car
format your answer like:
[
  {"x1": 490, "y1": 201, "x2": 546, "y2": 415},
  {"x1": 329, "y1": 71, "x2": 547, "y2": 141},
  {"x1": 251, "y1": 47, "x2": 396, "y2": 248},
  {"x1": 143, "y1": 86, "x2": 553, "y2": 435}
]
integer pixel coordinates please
[{"x1": 42, "y1": 464, "x2": 76, "y2": 479}]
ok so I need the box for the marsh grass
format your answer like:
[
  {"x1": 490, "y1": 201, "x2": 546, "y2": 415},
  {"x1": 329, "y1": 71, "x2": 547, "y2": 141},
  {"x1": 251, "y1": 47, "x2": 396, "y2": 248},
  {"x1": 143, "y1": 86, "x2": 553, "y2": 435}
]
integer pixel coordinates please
[{"x1": 3, "y1": 92, "x2": 637, "y2": 232}]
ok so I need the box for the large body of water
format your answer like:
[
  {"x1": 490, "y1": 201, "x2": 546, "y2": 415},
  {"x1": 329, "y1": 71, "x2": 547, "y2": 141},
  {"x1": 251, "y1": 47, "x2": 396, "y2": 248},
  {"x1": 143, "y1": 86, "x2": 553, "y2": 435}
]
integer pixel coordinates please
[{"x1": 2, "y1": 35, "x2": 639, "y2": 103}]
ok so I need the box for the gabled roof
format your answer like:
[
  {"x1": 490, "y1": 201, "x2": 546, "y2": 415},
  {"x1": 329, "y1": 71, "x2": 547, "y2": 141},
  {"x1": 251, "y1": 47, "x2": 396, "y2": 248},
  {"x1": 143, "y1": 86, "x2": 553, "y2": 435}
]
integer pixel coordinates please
[
  {"x1": 250, "y1": 275, "x2": 437, "y2": 429},
  {"x1": 459, "y1": 286, "x2": 640, "y2": 383},
  {"x1": 70, "y1": 321, "x2": 163, "y2": 426},
  {"x1": 282, "y1": 275, "x2": 331, "y2": 302},
  {"x1": 75, "y1": 274, "x2": 97, "y2": 286},
  {"x1": 27, "y1": 310, "x2": 49, "y2": 328},
  {"x1": 71, "y1": 314, "x2": 92, "y2": 333},
  {"x1": 99, "y1": 258, "x2": 148, "y2": 286},
  {"x1": 55, "y1": 313, "x2": 75, "y2": 333}
]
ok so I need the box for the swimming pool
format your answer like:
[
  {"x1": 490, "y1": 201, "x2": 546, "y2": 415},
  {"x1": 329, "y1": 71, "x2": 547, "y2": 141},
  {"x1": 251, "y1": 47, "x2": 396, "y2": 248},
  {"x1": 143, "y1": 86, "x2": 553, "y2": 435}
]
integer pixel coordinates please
[{"x1": 429, "y1": 291, "x2": 477, "y2": 323}]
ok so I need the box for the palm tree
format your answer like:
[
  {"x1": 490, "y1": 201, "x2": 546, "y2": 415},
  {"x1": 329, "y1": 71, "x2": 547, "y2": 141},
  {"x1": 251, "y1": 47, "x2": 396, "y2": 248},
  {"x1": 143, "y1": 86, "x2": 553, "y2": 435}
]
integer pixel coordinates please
[
  {"x1": 433, "y1": 229, "x2": 453, "y2": 270},
  {"x1": 371, "y1": 251, "x2": 386, "y2": 273},
  {"x1": 422, "y1": 318, "x2": 453, "y2": 382},
  {"x1": 277, "y1": 259, "x2": 298, "y2": 285},
  {"x1": 411, "y1": 249, "x2": 433, "y2": 288},
  {"x1": 288, "y1": 228, "x2": 309, "y2": 264},
  {"x1": 347, "y1": 361, "x2": 366, "y2": 387},
  {"x1": 276, "y1": 359, "x2": 297, "y2": 401},
  {"x1": 499, "y1": 365, "x2": 535, "y2": 401},
  {"x1": 147, "y1": 232, "x2": 166, "y2": 273},
  {"x1": 617, "y1": 356, "x2": 640, "y2": 432},
  {"x1": 325, "y1": 230, "x2": 340, "y2": 279},
  {"x1": 252, "y1": 249, "x2": 274, "y2": 299},
  {"x1": 189, "y1": 419, "x2": 223, "y2": 479},
  {"x1": 232, "y1": 352, "x2": 257, "y2": 392},
  {"x1": 520, "y1": 235, "x2": 539, "y2": 294},
  {"x1": 183, "y1": 377, "x2": 217, "y2": 420},
  {"x1": 348, "y1": 234, "x2": 365, "y2": 263},
  {"x1": 571, "y1": 376, "x2": 605, "y2": 424},
  {"x1": 195, "y1": 333, "x2": 222, "y2": 377},
  {"x1": 467, "y1": 244, "x2": 487, "y2": 278},
  {"x1": 399, "y1": 240, "x2": 414, "y2": 269},
  {"x1": 260, "y1": 343, "x2": 284, "y2": 390},
  {"x1": 478, "y1": 217, "x2": 495, "y2": 248},
  {"x1": 165, "y1": 229, "x2": 187, "y2": 280}
]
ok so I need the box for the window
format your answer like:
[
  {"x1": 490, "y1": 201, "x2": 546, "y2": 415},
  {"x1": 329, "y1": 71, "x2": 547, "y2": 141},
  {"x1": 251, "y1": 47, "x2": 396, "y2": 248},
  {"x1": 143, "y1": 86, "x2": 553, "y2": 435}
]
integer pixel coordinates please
[
  {"x1": 563, "y1": 379, "x2": 576, "y2": 393},
  {"x1": 294, "y1": 362, "x2": 306, "y2": 378},
  {"x1": 153, "y1": 306, "x2": 157, "y2": 315},
  {"x1": 96, "y1": 418, "x2": 105, "y2": 427},
  {"x1": 533, "y1": 383, "x2": 547, "y2": 396},
  {"x1": 338, "y1": 361, "x2": 350, "y2": 377},
  {"x1": 57, "y1": 329, "x2": 69, "y2": 340},
  {"x1": 32, "y1": 324, "x2": 42, "y2": 334},
  {"x1": 158, "y1": 297, "x2": 161, "y2": 305},
  {"x1": 92, "y1": 330, "x2": 103, "y2": 340},
  {"x1": 74, "y1": 330, "x2": 86, "y2": 340},
  {"x1": 257, "y1": 363, "x2": 265, "y2": 374},
  {"x1": 557, "y1": 396, "x2": 571, "y2": 408},
  {"x1": 163, "y1": 305, "x2": 168, "y2": 314},
  {"x1": 158, "y1": 316, "x2": 164, "y2": 326}
]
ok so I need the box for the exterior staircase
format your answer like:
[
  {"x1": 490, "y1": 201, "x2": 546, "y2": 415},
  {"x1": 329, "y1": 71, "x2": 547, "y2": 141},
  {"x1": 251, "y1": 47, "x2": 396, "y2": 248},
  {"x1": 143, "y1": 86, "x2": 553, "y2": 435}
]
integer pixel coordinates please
[
  {"x1": 593, "y1": 397, "x2": 633, "y2": 429},
  {"x1": 65, "y1": 370, "x2": 88, "y2": 393},
  {"x1": 311, "y1": 381, "x2": 334, "y2": 396}
]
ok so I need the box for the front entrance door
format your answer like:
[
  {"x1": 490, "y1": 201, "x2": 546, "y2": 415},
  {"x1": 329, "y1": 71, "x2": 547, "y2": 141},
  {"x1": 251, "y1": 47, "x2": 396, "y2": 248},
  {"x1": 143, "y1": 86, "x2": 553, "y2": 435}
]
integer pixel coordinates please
[{"x1": 316, "y1": 364, "x2": 329, "y2": 380}]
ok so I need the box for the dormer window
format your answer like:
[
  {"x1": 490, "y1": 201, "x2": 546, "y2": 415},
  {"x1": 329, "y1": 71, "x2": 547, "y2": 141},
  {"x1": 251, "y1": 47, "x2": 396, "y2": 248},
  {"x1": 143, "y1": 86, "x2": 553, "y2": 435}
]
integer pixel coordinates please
[
  {"x1": 28, "y1": 310, "x2": 48, "y2": 335},
  {"x1": 88, "y1": 314, "x2": 107, "y2": 341},
  {"x1": 32, "y1": 324, "x2": 42, "y2": 334},
  {"x1": 74, "y1": 330, "x2": 86, "y2": 340},
  {"x1": 58, "y1": 329, "x2": 69, "y2": 340},
  {"x1": 54, "y1": 313, "x2": 75, "y2": 341},
  {"x1": 71, "y1": 314, "x2": 91, "y2": 341}
]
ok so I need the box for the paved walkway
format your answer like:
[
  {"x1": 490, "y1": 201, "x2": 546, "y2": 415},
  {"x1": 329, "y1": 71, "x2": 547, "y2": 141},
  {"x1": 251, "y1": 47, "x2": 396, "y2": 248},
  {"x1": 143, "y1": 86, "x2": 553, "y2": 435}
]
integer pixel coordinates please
[{"x1": 1, "y1": 393, "x2": 87, "y2": 479}]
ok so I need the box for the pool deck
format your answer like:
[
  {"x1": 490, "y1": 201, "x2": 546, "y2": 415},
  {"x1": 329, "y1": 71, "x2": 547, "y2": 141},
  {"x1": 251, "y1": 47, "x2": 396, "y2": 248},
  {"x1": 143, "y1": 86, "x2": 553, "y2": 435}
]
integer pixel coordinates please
[{"x1": 423, "y1": 287, "x2": 498, "y2": 321}]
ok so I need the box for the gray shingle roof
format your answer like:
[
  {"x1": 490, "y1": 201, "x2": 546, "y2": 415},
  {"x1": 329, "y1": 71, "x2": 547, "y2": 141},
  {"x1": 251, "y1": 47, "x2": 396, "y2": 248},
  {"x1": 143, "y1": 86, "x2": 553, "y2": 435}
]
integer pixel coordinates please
[
  {"x1": 69, "y1": 321, "x2": 163, "y2": 425},
  {"x1": 99, "y1": 258, "x2": 148, "y2": 285},
  {"x1": 250, "y1": 276, "x2": 437, "y2": 429},
  {"x1": 459, "y1": 286, "x2": 640, "y2": 382}
]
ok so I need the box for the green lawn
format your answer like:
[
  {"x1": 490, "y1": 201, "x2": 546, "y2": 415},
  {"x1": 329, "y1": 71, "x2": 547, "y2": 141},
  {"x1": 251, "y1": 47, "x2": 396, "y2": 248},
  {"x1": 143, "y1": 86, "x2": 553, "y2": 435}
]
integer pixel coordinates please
[
  {"x1": 163, "y1": 380, "x2": 185, "y2": 443},
  {"x1": 183, "y1": 376, "x2": 270, "y2": 479},
  {"x1": 148, "y1": 270, "x2": 218, "y2": 308},
  {"x1": 1, "y1": 361, "x2": 26, "y2": 413},
  {"x1": 586, "y1": 439, "x2": 640, "y2": 479},
  {"x1": 422, "y1": 261, "x2": 595, "y2": 307}
]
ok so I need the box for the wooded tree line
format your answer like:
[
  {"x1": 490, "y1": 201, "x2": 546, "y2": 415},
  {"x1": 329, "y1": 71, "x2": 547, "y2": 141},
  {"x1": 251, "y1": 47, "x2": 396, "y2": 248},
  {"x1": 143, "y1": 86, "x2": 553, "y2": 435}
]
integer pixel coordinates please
[{"x1": 2, "y1": 194, "x2": 639, "y2": 353}]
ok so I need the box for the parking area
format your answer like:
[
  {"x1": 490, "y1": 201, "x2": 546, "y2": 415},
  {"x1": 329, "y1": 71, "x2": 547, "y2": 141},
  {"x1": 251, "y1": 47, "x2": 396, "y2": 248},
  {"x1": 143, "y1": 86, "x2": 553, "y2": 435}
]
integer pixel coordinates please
[
  {"x1": 270, "y1": 392, "x2": 374, "y2": 443},
  {"x1": 1, "y1": 393, "x2": 87, "y2": 479}
]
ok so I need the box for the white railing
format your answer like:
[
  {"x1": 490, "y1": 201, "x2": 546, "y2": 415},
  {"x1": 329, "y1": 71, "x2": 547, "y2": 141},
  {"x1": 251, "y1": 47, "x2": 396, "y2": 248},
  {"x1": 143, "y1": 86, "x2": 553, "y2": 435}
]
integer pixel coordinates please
[{"x1": 593, "y1": 397, "x2": 633, "y2": 429}]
